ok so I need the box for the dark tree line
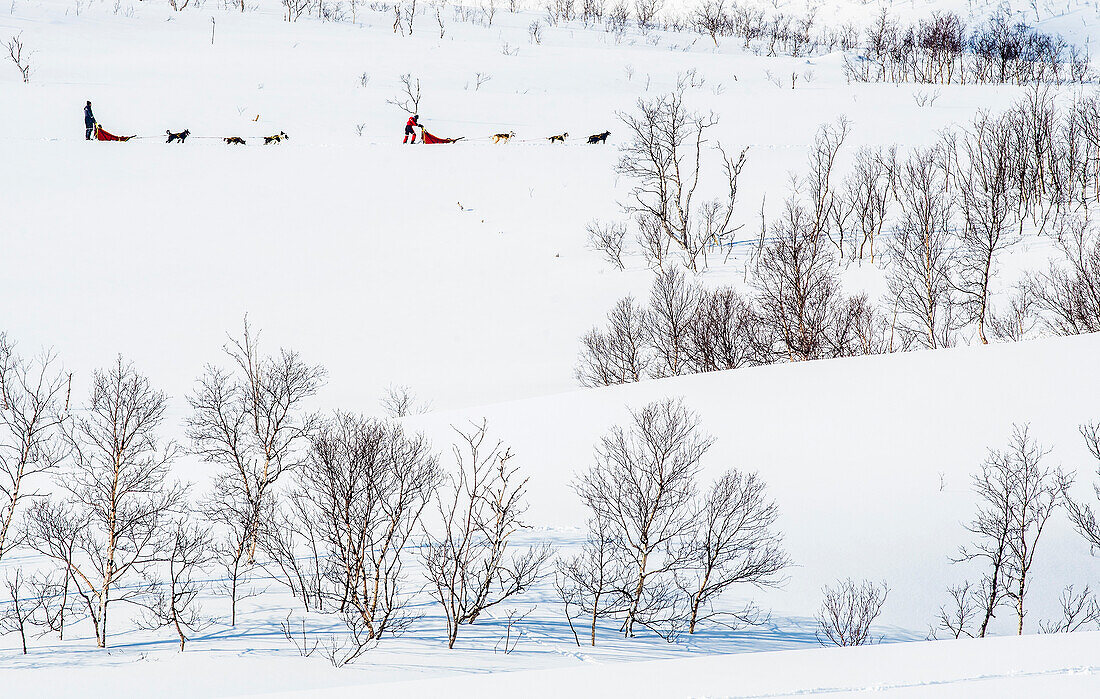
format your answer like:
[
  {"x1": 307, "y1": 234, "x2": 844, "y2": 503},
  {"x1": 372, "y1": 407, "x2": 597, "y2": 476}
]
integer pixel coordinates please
[{"x1": 847, "y1": 9, "x2": 1091, "y2": 86}]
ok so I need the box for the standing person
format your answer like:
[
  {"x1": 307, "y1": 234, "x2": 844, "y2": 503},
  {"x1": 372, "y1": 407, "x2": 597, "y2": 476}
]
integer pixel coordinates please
[
  {"x1": 403, "y1": 114, "x2": 420, "y2": 144},
  {"x1": 84, "y1": 101, "x2": 96, "y2": 140}
]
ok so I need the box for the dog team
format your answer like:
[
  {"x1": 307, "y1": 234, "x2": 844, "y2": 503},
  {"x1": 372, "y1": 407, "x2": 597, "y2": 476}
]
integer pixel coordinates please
[{"x1": 84, "y1": 101, "x2": 610, "y2": 146}]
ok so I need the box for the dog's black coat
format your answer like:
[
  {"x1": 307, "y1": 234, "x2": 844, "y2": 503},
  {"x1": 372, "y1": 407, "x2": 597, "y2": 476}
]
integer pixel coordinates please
[
  {"x1": 166, "y1": 129, "x2": 191, "y2": 144},
  {"x1": 587, "y1": 131, "x2": 611, "y2": 144}
]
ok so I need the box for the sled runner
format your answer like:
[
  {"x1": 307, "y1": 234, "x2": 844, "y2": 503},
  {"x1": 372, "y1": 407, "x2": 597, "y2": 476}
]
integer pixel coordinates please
[
  {"x1": 94, "y1": 125, "x2": 135, "y2": 142},
  {"x1": 419, "y1": 127, "x2": 464, "y2": 144}
]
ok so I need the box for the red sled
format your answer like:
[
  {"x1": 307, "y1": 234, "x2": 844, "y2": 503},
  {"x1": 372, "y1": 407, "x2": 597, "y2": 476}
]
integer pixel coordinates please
[
  {"x1": 420, "y1": 128, "x2": 464, "y2": 144},
  {"x1": 94, "y1": 125, "x2": 135, "y2": 142}
]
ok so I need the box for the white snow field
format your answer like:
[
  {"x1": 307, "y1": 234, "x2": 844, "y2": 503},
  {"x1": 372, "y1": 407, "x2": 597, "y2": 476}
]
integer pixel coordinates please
[{"x1": 3, "y1": 0, "x2": 1100, "y2": 694}]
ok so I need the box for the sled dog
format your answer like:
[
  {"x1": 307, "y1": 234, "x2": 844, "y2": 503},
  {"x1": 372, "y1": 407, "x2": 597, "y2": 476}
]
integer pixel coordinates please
[
  {"x1": 166, "y1": 129, "x2": 191, "y2": 144},
  {"x1": 587, "y1": 131, "x2": 611, "y2": 144},
  {"x1": 491, "y1": 131, "x2": 516, "y2": 144}
]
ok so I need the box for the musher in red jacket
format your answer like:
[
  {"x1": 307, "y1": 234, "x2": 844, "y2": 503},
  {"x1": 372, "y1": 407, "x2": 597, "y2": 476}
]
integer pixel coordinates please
[{"x1": 403, "y1": 114, "x2": 420, "y2": 144}]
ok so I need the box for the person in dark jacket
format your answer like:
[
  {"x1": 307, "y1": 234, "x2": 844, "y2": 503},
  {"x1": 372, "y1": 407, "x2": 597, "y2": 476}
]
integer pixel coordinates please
[
  {"x1": 403, "y1": 114, "x2": 419, "y2": 144},
  {"x1": 84, "y1": 101, "x2": 96, "y2": 140}
]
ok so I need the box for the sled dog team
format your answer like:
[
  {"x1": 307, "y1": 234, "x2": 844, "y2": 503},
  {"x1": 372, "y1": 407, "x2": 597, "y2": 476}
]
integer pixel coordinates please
[
  {"x1": 482, "y1": 128, "x2": 611, "y2": 144},
  {"x1": 84, "y1": 102, "x2": 611, "y2": 146}
]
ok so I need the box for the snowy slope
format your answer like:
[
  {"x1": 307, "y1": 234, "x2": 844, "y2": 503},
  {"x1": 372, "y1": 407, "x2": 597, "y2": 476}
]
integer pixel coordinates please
[
  {"x1": 274, "y1": 631, "x2": 1100, "y2": 698},
  {"x1": 3, "y1": 0, "x2": 1100, "y2": 694}
]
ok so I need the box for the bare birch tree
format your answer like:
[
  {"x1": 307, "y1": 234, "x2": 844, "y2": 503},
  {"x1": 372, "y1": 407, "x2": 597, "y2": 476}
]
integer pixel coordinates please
[
  {"x1": 555, "y1": 514, "x2": 630, "y2": 646},
  {"x1": 955, "y1": 425, "x2": 1067, "y2": 636},
  {"x1": 679, "y1": 469, "x2": 789, "y2": 633},
  {"x1": 753, "y1": 196, "x2": 844, "y2": 361},
  {"x1": 617, "y1": 90, "x2": 748, "y2": 272},
  {"x1": 1030, "y1": 220, "x2": 1100, "y2": 335},
  {"x1": 33, "y1": 357, "x2": 185, "y2": 648},
  {"x1": 1065, "y1": 422, "x2": 1100, "y2": 553},
  {"x1": 286, "y1": 412, "x2": 441, "y2": 662},
  {"x1": 1001, "y1": 426, "x2": 1066, "y2": 635},
  {"x1": 141, "y1": 515, "x2": 211, "y2": 650},
  {"x1": 421, "y1": 421, "x2": 552, "y2": 649},
  {"x1": 0, "y1": 569, "x2": 43, "y2": 653},
  {"x1": 575, "y1": 297, "x2": 653, "y2": 387},
  {"x1": 955, "y1": 112, "x2": 1019, "y2": 343},
  {"x1": 187, "y1": 319, "x2": 324, "y2": 625},
  {"x1": 954, "y1": 436, "x2": 1015, "y2": 637},
  {"x1": 815, "y1": 578, "x2": 889, "y2": 646},
  {"x1": 0, "y1": 334, "x2": 69, "y2": 562},
  {"x1": 574, "y1": 399, "x2": 710, "y2": 637},
  {"x1": 645, "y1": 267, "x2": 698, "y2": 377},
  {"x1": 887, "y1": 146, "x2": 960, "y2": 349}
]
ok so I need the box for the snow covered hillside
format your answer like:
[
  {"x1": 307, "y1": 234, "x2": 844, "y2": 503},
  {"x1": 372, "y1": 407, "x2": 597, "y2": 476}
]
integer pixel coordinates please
[{"x1": 3, "y1": 0, "x2": 1100, "y2": 694}]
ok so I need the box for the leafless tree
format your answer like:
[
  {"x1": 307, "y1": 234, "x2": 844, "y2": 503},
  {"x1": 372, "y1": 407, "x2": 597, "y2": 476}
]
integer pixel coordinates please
[
  {"x1": 282, "y1": 0, "x2": 310, "y2": 21},
  {"x1": 0, "y1": 569, "x2": 43, "y2": 654},
  {"x1": 954, "y1": 438, "x2": 1014, "y2": 637},
  {"x1": 187, "y1": 319, "x2": 324, "y2": 625},
  {"x1": 141, "y1": 516, "x2": 211, "y2": 650},
  {"x1": 955, "y1": 112, "x2": 1019, "y2": 343},
  {"x1": 617, "y1": 90, "x2": 748, "y2": 272},
  {"x1": 804, "y1": 118, "x2": 850, "y2": 257},
  {"x1": 5, "y1": 33, "x2": 32, "y2": 83},
  {"x1": 434, "y1": 0, "x2": 447, "y2": 37},
  {"x1": 843, "y1": 146, "x2": 896, "y2": 263},
  {"x1": 556, "y1": 514, "x2": 630, "y2": 645},
  {"x1": 1030, "y1": 220, "x2": 1100, "y2": 335},
  {"x1": 752, "y1": 196, "x2": 845, "y2": 361},
  {"x1": 815, "y1": 578, "x2": 889, "y2": 646},
  {"x1": 387, "y1": 73, "x2": 423, "y2": 115},
  {"x1": 286, "y1": 413, "x2": 441, "y2": 662},
  {"x1": 956, "y1": 425, "x2": 1067, "y2": 636},
  {"x1": 33, "y1": 358, "x2": 185, "y2": 648},
  {"x1": 645, "y1": 267, "x2": 698, "y2": 377},
  {"x1": 29, "y1": 568, "x2": 78, "y2": 640},
  {"x1": 586, "y1": 220, "x2": 628, "y2": 270},
  {"x1": 479, "y1": 0, "x2": 496, "y2": 26},
  {"x1": 679, "y1": 469, "x2": 788, "y2": 633},
  {"x1": 380, "y1": 384, "x2": 430, "y2": 417},
  {"x1": 684, "y1": 286, "x2": 759, "y2": 372},
  {"x1": 636, "y1": 212, "x2": 672, "y2": 269},
  {"x1": 280, "y1": 613, "x2": 319, "y2": 656},
  {"x1": 421, "y1": 421, "x2": 552, "y2": 649},
  {"x1": 493, "y1": 607, "x2": 532, "y2": 654},
  {"x1": 935, "y1": 581, "x2": 981, "y2": 639},
  {"x1": 575, "y1": 297, "x2": 652, "y2": 387},
  {"x1": 0, "y1": 333, "x2": 69, "y2": 563},
  {"x1": 1038, "y1": 585, "x2": 1100, "y2": 633},
  {"x1": 1001, "y1": 426, "x2": 1067, "y2": 635},
  {"x1": 403, "y1": 0, "x2": 419, "y2": 34},
  {"x1": 1064, "y1": 422, "x2": 1100, "y2": 560},
  {"x1": 988, "y1": 282, "x2": 1039, "y2": 342},
  {"x1": 692, "y1": 0, "x2": 728, "y2": 46},
  {"x1": 575, "y1": 399, "x2": 710, "y2": 638},
  {"x1": 887, "y1": 146, "x2": 960, "y2": 349},
  {"x1": 22, "y1": 499, "x2": 83, "y2": 640},
  {"x1": 633, "y1": 0, "x2": 661, "y2": 30}
]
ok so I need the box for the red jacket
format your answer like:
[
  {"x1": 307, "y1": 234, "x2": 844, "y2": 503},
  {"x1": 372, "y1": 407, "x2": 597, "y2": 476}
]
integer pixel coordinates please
[{"x1": 407, "y1": 116, "x2": 419, "y2": 127}]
